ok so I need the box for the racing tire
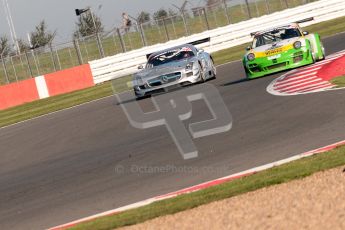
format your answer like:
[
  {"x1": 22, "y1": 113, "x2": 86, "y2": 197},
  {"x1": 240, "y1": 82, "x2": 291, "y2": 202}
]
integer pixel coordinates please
[
  {"x1": 197, "y1": 62, "x2": 206, "y2": 83},
  {"x1": 210, "y1": 59, "x2": 217, "y2": 80}
]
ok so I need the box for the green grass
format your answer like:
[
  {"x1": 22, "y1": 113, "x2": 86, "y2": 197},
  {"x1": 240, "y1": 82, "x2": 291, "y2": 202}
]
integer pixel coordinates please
[
  {"x1": 69, "y1": 145, "x2": 345, "y2": 230},
  {"x1": 330, "y1": 75, "x2": 345, "y2": 88},
  {"x1": 0, "y1": 83, "x2": 112, "y2": 127},
  {"x1": 1, "y1": 16, "x2": 345, "y2": 128}
]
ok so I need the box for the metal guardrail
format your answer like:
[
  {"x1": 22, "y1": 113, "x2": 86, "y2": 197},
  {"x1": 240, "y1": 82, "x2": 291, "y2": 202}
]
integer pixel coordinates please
[{"x1": 0, "y1": 0, "x2": 317, "y2": 85}]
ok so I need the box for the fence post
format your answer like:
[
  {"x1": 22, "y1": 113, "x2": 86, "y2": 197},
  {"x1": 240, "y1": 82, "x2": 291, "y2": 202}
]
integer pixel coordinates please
[
  {"x1": 181, "y1": 12, "x2": 189, "y2": 36},
  {"x1": 24, "y1": 52, "x2": 33, "y2": 77},
  {"x1": 244, "y1": 0, "x2": 252, "y2": 19},
  {"x1": 55, "y1": 49, "x2": 62, "y2": 70},
  {"x1": 96, "y1": 33, "x2": 105, "y2": 58},
  {"x1": 73, "y1": 39, "x2": 83, "y2": 65},
  {"x1": 170, "y1": 17, "x2": 177, "y2": 39},
  {"x1": 284, "y1": 0, "x2": 289, "y2": 8},
  {"x1": 116, "y1": 28, "x2": 126, "y2": 53},
  {"x1": 138, "y1": 23, "x2": 147, "y2": 46},
  {"x1": 264, "y1": 0, "x2": 270, "y2": 14},
  {"x1": 10, "y1": 57, "x2": 18, "y2": 82},
  {"x1": 49, "y1": 44, "x2": 57, "y2": 72},
  {"x1": 202, "y1": 8, "x2": 210, "y2": 30},
  {"x1": 1, "y1": 55, "x2": 10, "y2": 83},
  {"x1": 162, "y1": 18, "x2": 170, "y2": 41},
  {"x1": 222, "y1": 0, "x2": 231, "y2": 24}
]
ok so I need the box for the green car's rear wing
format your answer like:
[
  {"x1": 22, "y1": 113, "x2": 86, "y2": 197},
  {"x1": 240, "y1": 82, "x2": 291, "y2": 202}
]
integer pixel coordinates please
[{"x1": 250, "y1": 17, "x2": 314, "y2": 37}]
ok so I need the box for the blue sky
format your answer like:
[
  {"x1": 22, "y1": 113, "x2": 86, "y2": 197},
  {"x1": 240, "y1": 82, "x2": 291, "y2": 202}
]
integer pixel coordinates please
[{"x1": 0, "y1": 0, "x2": 201, "y2": 43}]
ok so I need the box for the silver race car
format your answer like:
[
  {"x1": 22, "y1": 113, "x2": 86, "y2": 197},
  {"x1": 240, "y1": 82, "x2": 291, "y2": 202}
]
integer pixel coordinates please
[{"x1": 133, "y1": 41, "x2": 216, "y2": 99}]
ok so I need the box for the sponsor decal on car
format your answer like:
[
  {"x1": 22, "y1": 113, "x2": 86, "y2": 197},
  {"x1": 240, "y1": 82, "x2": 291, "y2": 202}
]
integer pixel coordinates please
[{"x1": 254, "y1": 44, "x2": 294, "y2": 58}]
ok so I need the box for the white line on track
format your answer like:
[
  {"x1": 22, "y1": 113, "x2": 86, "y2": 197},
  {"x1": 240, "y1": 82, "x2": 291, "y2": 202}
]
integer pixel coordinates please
[
  {"x1": 284, "y1": 81, "x2": 333, "y2": 94},
  {"x1": 277, "y1": 78, "x2": 324, "y2": 92},
  {"x1": 296, "y1": 83, "x2": 334, "y2": 93},
  {"x1": 275, "y1": 72, "x2": 317, "y2": 84},
  {"x1": 274, "y1": 76, "x2": 319, "y2": 89}
]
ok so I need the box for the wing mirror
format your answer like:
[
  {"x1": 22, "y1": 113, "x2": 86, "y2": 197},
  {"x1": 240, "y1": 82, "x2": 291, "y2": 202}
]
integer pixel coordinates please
[
  {"x1": 303, "y1": 31, "x2": 309, "y2": 35},
  {"x1": 246, "y1": 46, "x2": 252, "y2": 51},
  {"x1": 197, "y1": 49, "x2": 204, "y2": 54},
  {"x1": 138, "y1": 65, "x2": 144, "y2": 70}
]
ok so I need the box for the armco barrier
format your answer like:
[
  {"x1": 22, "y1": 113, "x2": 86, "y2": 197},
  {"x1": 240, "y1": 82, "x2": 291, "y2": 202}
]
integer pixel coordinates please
[
  {"x1": 0, "y1": 64, "x2": 94, "y2": 110},
  {"x1": 90, "y1": 0, "x2": 345, "y2": 84},
  {"x1": 0, "y1": 78, "x2": 39, "y2": 110},
  {"x1": 44, "y1": 64, "x2": 94, "y2": 97}
]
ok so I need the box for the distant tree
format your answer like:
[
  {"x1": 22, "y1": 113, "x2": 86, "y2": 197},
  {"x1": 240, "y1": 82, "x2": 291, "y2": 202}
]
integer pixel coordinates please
[
  {"x1": 17, "y1": 39, "x2": 30, "y2": 52},
  {"x1": 168, "y1": 8, "x2": 178, "y2": 18},
  {"x1": 168, "y1": 8, "x2": 180, "y2": 21},
  {"x1": 0, "y1": 36, "x2": 10, "y2": 57},
  {"x1": 153, "y1": 8, "x2": 168, "y2": 20},
  {"x1": 74, "y1": 11, "x2": 103, "y2": 38},
  {"x1": 30, "y1": 20, "x2": 55, "y2": 48},
  {"x1": 137, "y1": 11, "x2": 150, "y2": 24}
]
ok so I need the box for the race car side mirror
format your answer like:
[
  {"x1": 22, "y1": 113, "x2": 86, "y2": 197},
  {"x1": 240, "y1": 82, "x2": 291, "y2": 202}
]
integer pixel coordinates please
[
  {"x1": 138, "y1": 65, "x2": 144, "y2": 70},
  {"x1": 197, "y1": 49, "x2": 204, "y2": 54},
  {"x1": 303, "y1": 31, "x2": 309, "y2": 35},
  {"x1": 246, "y1": 46, "x2": 251, "y2": 51}
]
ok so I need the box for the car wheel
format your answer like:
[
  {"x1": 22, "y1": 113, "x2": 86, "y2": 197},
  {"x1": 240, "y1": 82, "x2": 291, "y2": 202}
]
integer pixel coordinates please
[
  {"x1": 210, "y1": 59, "x2": 217, "y2": 80},
  {"x1": 197, "y1": 62, "x2": 206, "y2": 83}
]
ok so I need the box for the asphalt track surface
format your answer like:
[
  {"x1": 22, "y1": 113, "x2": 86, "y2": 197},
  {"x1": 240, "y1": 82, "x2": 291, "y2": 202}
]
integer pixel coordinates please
[{"x1": 1, "y1": 33, "x2": 345, "y2": 230}]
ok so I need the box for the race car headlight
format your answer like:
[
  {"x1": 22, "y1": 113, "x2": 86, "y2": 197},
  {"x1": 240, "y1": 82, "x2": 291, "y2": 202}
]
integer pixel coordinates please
[
  {"x1": 247, "y1": 53, "x2": 255, "y2": 61},
  {"x1": 293, "y1": 41, "x2": 302, "y2": 49},
  {"x1": 185, "y1": 62, "x2": 193, "y2": 72}
]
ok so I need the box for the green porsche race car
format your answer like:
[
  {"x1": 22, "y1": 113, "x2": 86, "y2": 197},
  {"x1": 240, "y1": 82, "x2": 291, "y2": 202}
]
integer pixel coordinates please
[{"x1": 243, "y1": 20, "x2": 325, "y2": 79}]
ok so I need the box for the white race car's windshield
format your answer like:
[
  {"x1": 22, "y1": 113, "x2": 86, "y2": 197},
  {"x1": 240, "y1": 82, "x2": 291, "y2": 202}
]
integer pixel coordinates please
[
  {"x1": 147, "y1": 47, "x2": 194, "y2": 67},
  {"x1": 253, "y1": 28, "x2": 301, "y2": 48}
]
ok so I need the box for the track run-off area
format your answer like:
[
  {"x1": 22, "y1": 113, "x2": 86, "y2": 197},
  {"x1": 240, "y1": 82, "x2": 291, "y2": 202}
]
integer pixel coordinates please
[{"x1": 1, "y1": 32, "x2": 345, "y2": 230}]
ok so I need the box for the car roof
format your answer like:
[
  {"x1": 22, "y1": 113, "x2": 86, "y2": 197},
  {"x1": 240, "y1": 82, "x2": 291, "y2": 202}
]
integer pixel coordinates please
[{"x1": 148, "y1": 44, "x2": 195, "y2": 60}]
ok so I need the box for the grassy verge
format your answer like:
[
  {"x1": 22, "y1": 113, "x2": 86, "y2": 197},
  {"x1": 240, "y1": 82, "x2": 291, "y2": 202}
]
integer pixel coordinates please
[
  {"x1": 69, "y1": 145, "x2": 345, "y2": 230},
  {"x1": 330, "y1": 75, "x2": 345, "y2": 88},
  {"x1": 1, "y1": 16, "x2": 345, "y2": 128}
]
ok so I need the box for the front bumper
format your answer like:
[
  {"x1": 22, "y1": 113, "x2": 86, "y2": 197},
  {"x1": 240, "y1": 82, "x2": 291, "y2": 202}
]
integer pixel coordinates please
[
  {"x1": 244, "y1": 48, "x2": 314, "y2": 79},
  {"x1": 133, "y1": 71, "x2": 201, "y2": 97}
]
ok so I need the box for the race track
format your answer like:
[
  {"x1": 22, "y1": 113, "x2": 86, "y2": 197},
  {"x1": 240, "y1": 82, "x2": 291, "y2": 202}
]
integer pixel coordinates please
[{"x1": 1, "y1": 32, "x2": 345, "y2": 230}]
